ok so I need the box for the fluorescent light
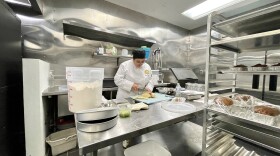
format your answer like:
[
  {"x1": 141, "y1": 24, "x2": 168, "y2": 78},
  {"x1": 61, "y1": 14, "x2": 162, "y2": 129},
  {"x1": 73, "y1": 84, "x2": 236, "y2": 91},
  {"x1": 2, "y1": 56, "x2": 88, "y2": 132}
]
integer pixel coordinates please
[
  {"x1": 5, "y1": 0, "x2": 31, "y2": 7},
  {"x1": 182, "y1": 0, "x2": 246, "y2": 20}
]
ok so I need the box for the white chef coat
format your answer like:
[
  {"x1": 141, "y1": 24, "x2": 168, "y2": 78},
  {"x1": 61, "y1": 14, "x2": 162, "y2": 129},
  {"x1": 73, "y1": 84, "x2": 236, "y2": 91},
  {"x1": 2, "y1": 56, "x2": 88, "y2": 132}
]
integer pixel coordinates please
[{"x1": 114, "y1": 59, "x2": 154, "y2": 100}]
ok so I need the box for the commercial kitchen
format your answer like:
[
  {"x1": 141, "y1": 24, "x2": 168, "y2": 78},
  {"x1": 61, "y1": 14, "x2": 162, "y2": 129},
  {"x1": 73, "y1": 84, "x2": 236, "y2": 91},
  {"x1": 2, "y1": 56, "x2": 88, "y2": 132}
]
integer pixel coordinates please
[{"x1": 1, "y1": 0, "x2": 280, "y2": 156}]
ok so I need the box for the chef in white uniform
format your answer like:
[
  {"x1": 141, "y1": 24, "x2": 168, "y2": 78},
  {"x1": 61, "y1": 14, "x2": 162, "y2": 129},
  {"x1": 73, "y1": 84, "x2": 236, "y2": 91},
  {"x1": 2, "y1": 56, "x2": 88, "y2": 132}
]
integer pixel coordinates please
[{"x1": 114, "y1": 49, "x2": 154, "y2": 99}]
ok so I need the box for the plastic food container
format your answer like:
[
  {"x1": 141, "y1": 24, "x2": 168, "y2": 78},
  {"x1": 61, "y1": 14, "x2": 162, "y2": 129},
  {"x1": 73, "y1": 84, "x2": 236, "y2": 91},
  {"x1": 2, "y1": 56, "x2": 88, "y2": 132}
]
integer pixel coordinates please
[
  {"x1": 66, "y1": 67, "x2": 104, "y2": 113},
  {"x1": 118, "y1": 104, "x2": 132, "y2": 118},
  {"x1": 171, "y1": 97, "x2": 186, "y2": 104},
  {"x1": 157, "y1": 87, "x2": 175, "y2": 94},
  {"x1": 46, "y1": 128, "x2": 77, "y2": 156},
  {"x1": 141, "y1": 46, "x2": 151, "y2": 59}
]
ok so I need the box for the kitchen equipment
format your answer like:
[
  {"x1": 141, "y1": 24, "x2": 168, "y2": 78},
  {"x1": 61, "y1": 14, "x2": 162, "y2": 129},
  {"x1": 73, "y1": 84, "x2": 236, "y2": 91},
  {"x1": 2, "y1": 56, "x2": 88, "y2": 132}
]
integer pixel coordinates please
[
  {"x1": 151, "y1": 70, "x2": 160, "y2": 85},
  {"x1": 66, "y1": 67, "x2": 104, "y2": 113},
  {"x1": 131, "y1": 93, "x2": 172, "y2": 104},
  {"x1": 75, "y1": 107, "x2": 119, "y2": 132},
  {"x1": 103, "y1": 78, "x2": 117, "y2": 88},
  {"x1": 97, "y1": 47, "x2": 104, "y2": 55},
  {"x1": 170, "y1": 68, "x2": 198, "y2": 88},
  {"x1": 76, "y1": 107, "x2": 118, "y2": 122},
  {"x1": 76, "y1": 115, "x2": 118, "y2": 133},
  {"x1": 180, "y1": 90, "x2": 204, "y2": 100},
  {"x1": 152, "y1": 48, "x2": 162, "y2": 70}
]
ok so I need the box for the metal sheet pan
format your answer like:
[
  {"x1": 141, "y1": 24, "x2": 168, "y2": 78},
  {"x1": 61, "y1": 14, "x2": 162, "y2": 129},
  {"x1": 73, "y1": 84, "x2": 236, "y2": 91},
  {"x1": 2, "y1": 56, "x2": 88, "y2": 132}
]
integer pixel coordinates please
[
  {"x1": 206, "y1": 135, "x2": 233, "y2": 154},
  {"x1": 221, "y1": 145, "x2": 240, "y2": 156},
  {"x1": 76, "y1": 107, "x2": 118, "y2": 122},
  {"x1": 76, "y1": 115, "x2": 118, "y2": 133},
  {"x1": 209, "y1": 139, "x2": 236, "y2": 156}
]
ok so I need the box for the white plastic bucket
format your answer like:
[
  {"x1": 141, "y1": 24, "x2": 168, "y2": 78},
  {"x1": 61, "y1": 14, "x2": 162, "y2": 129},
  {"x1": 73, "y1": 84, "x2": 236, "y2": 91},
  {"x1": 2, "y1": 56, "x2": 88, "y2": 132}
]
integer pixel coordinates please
[
  {"x1": 46, "y1": 128, "x2": 77, "y2": 156},
  {"x1": 66, "y1": 67, "x2": 104, "y2": 113}
]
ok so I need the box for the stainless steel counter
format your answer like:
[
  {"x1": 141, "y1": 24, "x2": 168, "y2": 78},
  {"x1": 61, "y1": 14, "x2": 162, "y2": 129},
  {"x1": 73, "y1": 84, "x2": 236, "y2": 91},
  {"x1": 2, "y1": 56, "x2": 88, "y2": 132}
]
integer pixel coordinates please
[
  {"x1": 76, "y1": 101, "x2": 205, "y2": 155},
  {"x1": 42, "y1": 86, "x2": 118, "y2": 96}
]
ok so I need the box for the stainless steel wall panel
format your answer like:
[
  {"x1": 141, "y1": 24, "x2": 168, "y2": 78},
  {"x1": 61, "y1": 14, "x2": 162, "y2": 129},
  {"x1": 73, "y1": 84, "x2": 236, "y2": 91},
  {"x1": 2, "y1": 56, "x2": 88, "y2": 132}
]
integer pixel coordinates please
[
  {"x1": 188, "y1": 26, "x2": 207, "y2": 83},
  {"x1": 18, "y1": 0, "x2": 189, "y2": 79}
]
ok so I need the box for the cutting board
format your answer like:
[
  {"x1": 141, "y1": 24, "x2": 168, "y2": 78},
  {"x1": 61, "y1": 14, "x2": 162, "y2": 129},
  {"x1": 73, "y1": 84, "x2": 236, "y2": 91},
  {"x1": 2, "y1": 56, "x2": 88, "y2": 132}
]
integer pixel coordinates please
[{"x1": 131, "y1": 93, "x2": 173, "y2": 104}]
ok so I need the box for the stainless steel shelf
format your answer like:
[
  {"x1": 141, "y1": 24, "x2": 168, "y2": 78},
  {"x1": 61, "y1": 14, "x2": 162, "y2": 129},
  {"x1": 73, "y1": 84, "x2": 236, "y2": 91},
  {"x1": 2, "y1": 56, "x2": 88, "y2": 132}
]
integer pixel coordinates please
[
  {"x1": 214, "y1": 116, "x2": 280, "y2": 139},
  {"x1": 210, "y1": 63, "x2": 232, "y2": 67},
  {"x1": 209, "y1": 79, "x2": 236, "y2": 83},
  {"x1": 211, "y1": 29, "x2": 280, "y2": 53},
  {"x1": 213, "y1": 122, "x2": 280, "y2": 153},
  {"x1": 222, "y1": 70, "x2": 280, "y2": 75},
  {"x1": 212, "y1": 3, "x2": 280, "y2": 37},
  {"x1": 63, "y1": 20, "x2": 156, "y2": 47},
  {"x1": 209, "y1": 86, "x2": 235, "y2": 92},
  {"x1": 93, "y1": 54, "x2": 132, "y2": 59},
  {"x1": 204, "y1": 4, "x2": 280, "y2": 155},
  {"x1": 42, "y1": 86, "x2": 118, "y2": 96},
  {"x1": 208, "y1": 92, "x2": 237, "y2": 99},
  {"x1": 207, "y1": 109, "x2": 280, "y2": 133}
]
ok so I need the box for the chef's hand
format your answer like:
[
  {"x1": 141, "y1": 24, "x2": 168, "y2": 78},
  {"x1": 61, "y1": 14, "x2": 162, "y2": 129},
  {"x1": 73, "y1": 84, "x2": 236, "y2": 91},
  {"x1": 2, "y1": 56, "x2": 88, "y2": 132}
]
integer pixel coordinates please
[
  {"x1": 146, "y1": 88, "x2": 152, "y2": 93},
  {"x1": 132, "y1": 83, "x2": 139, "y2": 92}
]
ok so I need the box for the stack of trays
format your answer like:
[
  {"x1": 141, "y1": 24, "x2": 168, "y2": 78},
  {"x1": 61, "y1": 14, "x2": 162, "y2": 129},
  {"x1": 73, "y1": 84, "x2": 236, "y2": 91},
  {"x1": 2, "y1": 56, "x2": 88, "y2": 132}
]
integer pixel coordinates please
[{"x1": 75, "y1": 107, "x2": 118, "y2": 132}]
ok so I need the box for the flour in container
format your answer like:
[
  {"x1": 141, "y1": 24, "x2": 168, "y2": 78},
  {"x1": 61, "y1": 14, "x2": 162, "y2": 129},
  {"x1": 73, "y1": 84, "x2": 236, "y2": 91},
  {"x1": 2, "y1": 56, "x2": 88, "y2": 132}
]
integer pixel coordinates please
[{"x1": 68, "y1": 81, "x2": 102, "y2": 113}]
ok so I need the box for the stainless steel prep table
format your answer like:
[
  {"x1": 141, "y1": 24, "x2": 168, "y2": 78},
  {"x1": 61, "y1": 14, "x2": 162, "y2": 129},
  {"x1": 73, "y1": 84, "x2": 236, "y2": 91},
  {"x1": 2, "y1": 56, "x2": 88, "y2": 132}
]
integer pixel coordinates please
[
  {"x1": 42, "y1": 86, "x2": 118, "y2": 96},
  {"x1": 76, "y1": 101, "x2": 205, "y2": 156}
]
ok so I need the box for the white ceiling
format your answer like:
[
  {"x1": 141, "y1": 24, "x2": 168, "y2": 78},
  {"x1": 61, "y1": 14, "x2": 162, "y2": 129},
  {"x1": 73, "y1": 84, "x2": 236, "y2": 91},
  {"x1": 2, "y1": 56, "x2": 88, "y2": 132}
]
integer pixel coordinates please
[{"x1": 105, "y1": 0, "x2": 279, "y2": 30}]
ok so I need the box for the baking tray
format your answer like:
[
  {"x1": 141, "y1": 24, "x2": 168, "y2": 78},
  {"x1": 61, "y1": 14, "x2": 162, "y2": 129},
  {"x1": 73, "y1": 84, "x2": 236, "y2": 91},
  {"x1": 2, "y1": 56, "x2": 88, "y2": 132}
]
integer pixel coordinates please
[
  {"x1": 221, "y1": 145, "x2": 240, "y2": 156},
  {"x1": 76, "y1": 107, "x2": 118, "y2": 122},
  {"x1": 206, "y1": 134, "x2": 233, "y2": 154},
  {"x1": 207, "y1": 129, "x2": 221, "y2": 138},
  {"x1": 209, "y1": 139, "x2": 236, "y2": 156},
  {"x1": 206, "y1": 133, "x2": 225, "y2": 146},
  {"x1": 76, "y1": 115, "x2": 118, "y2": 132}
]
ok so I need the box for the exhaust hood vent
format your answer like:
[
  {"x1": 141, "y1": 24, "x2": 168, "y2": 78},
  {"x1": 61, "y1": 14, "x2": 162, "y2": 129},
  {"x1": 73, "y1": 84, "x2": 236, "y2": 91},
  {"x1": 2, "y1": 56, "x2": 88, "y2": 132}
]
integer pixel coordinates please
[{"x1": 63, "y1": 20, "x2": 156, "y2": 47}]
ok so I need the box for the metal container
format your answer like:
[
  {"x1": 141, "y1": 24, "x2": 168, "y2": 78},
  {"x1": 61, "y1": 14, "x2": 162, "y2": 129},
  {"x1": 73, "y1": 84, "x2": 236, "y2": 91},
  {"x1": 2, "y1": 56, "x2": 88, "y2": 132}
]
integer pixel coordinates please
[
  {"x1": 247, "y1": 67, "x2": 267, "y2": 71},
  {"x1": 76, "y1": 115, "x2": 118, "y2": 132},
  {"x1": 76, "y1": 107, "x2": 118, "y2": 122},
  {"x1": 231, "y1": 67, "x2": 248, "y2": 71},
  {"x1": 269, "y1": 66, "x2": 280, "y2": 71}
]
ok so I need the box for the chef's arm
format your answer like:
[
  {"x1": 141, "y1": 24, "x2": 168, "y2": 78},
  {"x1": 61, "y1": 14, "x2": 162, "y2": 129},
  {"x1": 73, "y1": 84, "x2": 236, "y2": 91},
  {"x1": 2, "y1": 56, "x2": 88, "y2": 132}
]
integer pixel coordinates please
[
  {"x1": 114, "y1": 64, "x2": 134, "y2": 92},
  {"x1": 145, "y1": 71, "x2": 154, "y2": 92}
]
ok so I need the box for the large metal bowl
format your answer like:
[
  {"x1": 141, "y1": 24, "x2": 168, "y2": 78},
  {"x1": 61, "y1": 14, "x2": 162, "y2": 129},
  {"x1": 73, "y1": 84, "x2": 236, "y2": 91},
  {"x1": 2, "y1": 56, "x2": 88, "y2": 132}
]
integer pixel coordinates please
[
  {"x1": 76, "y1": 115, "x2": 118, "y2": 132},
  {"x1": 76, "y1": 107, "x2": 118, "y2": 122}
]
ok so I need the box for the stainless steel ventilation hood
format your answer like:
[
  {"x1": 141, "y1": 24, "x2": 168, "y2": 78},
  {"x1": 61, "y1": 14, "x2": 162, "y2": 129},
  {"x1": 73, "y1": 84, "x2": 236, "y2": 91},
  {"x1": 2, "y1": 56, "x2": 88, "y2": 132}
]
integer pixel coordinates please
[{"x1": 63, "y1": 20, "x2": 156, "y2": 47}]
